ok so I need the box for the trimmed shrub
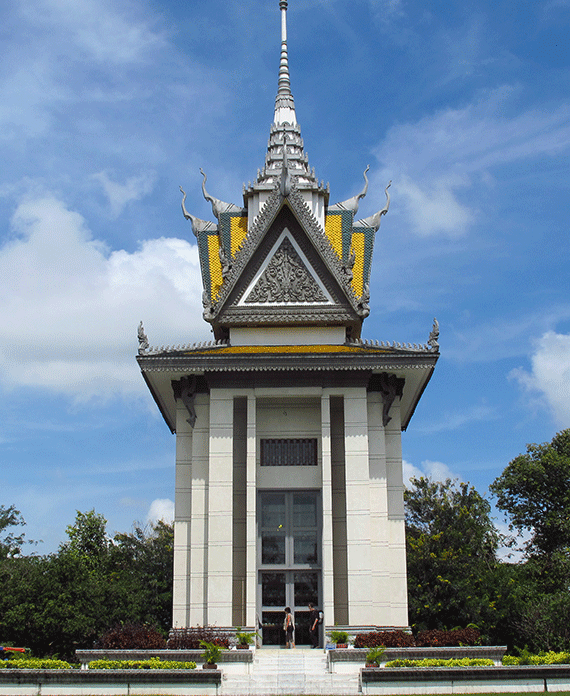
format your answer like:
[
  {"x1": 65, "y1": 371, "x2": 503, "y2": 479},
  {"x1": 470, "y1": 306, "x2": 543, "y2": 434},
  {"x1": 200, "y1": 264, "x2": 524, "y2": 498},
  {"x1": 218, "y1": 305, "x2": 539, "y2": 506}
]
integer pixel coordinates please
[
  {"x1": 96, "y1": 623, "x2": 166, "y2": 650},
  {"x1": 503, "y1": 651, "x2": 570, "y2": 665},
  {"x1": 386, "y1": 658, "x2": 494, "y2": 668},
  {"x1": 354, "y1": 631, "x2": 415, "y2": 648},
  {"x1": 167, "y1": 627, "x2": 231, "y2": 649},
  {"x1": 89, "y1": 658, "x2": 196, "y2": 669},
  {"x1": 415, "y1": 627, "x2": 481, "y2": 647},
  {"x1": 0, "y1": 658, "x2": 71, "y2": 669}
]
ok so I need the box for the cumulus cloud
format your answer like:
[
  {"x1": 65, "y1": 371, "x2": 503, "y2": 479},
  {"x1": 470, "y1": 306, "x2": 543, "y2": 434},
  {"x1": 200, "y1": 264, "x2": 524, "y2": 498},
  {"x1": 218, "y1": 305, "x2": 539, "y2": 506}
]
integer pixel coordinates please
[
  {"x1": 0, "y1": 194, "x2": 209, "y2": 399},
  {"x1": 372, "y1": 88, "x2": 570, "y2": 237},
  {"x1": 510, "y1": 331, "x2": 570, "y2": 427},
  {"x1": 147, "y1": 498, "x2": 174, "y2": 525}
]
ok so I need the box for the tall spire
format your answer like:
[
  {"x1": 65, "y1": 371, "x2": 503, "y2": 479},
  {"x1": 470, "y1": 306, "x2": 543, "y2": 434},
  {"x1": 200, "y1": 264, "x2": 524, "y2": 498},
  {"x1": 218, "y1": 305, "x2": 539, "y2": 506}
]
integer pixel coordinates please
[
  {"x1": 274, "y1": 0, "x2": 296, "y2": 125},
  {"x1": 243, "y1": 0, "x2": 328, "y2": 221}
]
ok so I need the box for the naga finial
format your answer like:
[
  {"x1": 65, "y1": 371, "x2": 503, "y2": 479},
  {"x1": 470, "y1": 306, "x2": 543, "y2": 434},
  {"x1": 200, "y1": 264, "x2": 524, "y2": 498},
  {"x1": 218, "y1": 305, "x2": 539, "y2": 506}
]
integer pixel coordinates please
[
  {"x1": 329, "y1": 165, "x2": 370, "y2": 214},
  {"x1": 428, "y1": 318, "x2": 440, "y2": 351},
  {"x1": 355, "y1": 181, "x2": 391, "y2": 231},
  {"x1": 200, "y1": 168, "x2": 242, "y2": 220},
  {"x1": 137, "y1": 321, "x2": 149, "y2": 355},
  {"x1": 179, "y1": 186, "x2": 216, "y2": 236}
]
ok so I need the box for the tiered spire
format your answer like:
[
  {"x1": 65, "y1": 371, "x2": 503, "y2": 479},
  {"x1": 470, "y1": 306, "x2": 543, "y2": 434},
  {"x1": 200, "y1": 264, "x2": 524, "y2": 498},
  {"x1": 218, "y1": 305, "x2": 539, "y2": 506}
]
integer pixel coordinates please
[{"x1": 244, "y1": 0, "x2": 327, "y2": 203}]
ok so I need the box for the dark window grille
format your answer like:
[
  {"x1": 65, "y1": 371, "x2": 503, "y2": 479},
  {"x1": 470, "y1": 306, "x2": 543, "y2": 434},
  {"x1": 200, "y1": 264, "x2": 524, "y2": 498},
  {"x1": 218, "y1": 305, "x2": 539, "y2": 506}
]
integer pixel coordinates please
[{"x1": 260, "y1": 438, "x2": 317, "y2": 466}]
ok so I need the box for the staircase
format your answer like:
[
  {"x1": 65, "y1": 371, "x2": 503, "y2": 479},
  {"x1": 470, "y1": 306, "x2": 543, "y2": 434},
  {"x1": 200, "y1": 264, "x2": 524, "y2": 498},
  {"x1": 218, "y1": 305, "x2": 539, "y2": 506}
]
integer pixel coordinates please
[{"x1": 222, "y1": 648, "x2": 361, "y2": 695}]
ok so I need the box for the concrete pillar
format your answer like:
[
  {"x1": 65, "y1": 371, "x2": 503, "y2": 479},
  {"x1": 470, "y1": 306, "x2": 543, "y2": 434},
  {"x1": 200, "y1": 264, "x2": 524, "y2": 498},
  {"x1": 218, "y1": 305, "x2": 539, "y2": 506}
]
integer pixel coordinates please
[
  {"x1": 321, "y1": 393, "x2": 335, "y2": 626},
  {"x1": 172, "y1": 402, "x2": 193, "y2": 627},
  {"x1": 367, "y1": 391, "x2": 389, "y2": 623},
  {"x1": 385, "y1": 400, "x2": 408, "y2": 626},
  {"x1": 245, "y1": 393, "x2": 257, "y2": 627},
  {"x1": 207, "y1": 389, "x2": 235, "y2": 625},
  {"x1": 343, "y1": 388, "x2": 372, "y2": 625},
  {"x1": 189, "y1": 394, "x2": 210, "y2": 625}
]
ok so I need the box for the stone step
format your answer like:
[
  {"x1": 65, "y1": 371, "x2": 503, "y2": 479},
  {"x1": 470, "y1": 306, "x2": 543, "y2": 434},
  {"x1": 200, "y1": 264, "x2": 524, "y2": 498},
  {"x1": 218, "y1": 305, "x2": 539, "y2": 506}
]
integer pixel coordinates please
[{"x1": 222, "y1": 649, "x2": 361, "y2": 695}]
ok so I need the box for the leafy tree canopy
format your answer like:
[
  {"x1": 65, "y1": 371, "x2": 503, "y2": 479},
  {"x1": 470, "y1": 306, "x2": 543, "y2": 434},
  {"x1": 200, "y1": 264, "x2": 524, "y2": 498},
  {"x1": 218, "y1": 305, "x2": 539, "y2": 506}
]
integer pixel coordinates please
[
  {"x1": 0, "y1": 505, "x2": 28, "y2": 558},
  {"x1": 490, "y1": 429, "x2": 570, "y2": 558},
  {"x1": 405, "y1": 477, "x2": 504, "y2": 636}
]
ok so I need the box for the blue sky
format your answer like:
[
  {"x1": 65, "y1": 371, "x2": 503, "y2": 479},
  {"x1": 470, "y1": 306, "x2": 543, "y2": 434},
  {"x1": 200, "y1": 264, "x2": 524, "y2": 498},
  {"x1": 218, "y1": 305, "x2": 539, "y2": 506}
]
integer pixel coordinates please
[{"x1": 1, "y1": 0, "x2": 569, "y2": 555}]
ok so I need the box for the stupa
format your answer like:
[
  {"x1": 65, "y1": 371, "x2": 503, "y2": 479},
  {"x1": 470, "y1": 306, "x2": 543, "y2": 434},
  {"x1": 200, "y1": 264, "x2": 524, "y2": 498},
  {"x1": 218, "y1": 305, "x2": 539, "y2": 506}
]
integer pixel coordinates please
[{"x1": 137, "y1": 0, "x2": 439, "y2": 645}]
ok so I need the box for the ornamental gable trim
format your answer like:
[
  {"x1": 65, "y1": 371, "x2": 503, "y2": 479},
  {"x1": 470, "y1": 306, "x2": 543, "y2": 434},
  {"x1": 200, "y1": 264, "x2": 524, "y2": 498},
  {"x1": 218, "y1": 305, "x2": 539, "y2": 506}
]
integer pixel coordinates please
[
  {"x1": 242, "y1": 233, "x2": 332, "y2": 306},
  {"x1": 209, "y1": 195, "x2": 363, "y2": 333}
]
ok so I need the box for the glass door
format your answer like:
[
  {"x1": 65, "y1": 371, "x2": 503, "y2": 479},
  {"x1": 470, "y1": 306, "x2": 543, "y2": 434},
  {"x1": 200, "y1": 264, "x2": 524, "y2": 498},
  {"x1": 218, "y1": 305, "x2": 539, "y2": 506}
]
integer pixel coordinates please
[{"x1": 258, "y1": 491, "x2": 321, "y2": 646}]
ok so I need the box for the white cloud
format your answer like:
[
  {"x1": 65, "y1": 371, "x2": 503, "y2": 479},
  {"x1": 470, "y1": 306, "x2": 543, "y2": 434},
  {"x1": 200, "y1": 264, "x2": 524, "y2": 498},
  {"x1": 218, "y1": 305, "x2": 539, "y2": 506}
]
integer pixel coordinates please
[
  {"x1": 418, "y1": 403, "x2": 496, "y2": 433},
  {"x1": 0, "y1": 194, "x2": 209, "y2": 399},
  {"x1": 510, "y1": 331, "x2": 570, "y2": 427},
  {"x1": 147, "y1": 498, "x2": 174, "y2": 525},
  {"x1": 403, "y1": 458, "x2": 459, "y2": 486},
  {"x1": 93, "y1": 171, "x2": 157, "y2": 218},
  {"x1": 16, "y1": 0, "x2": 166, "y2": 65},
  {"x1": 372, "y1": 88, "x2": 570, "y2": 236}
]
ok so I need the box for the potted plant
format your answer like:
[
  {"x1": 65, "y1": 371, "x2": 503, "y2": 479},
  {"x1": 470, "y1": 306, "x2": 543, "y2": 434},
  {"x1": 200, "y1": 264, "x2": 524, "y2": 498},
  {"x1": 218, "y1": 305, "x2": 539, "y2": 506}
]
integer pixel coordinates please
[
  {"x1": 200, "y1": 640, "x2": 224, "y2": 669},
  {"x1": 365, "y1": 645, "x2": 386, "y2": 668},
  {"x1": 330, "y1": 630, "x2": 349, "y2": 649},
  {"x1": 235, "y1": 628, "x2": 256, "y2": 649}
]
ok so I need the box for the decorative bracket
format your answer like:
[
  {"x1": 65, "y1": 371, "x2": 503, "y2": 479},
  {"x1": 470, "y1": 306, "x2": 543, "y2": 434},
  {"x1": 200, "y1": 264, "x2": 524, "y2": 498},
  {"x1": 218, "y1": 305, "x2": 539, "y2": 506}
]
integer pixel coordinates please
[
  {"x1": 172, "y1": 376, "x2": 198, "y2": 428},
  {"x1": 377, "y1": 372, "x2": 405, "y2": 426}
]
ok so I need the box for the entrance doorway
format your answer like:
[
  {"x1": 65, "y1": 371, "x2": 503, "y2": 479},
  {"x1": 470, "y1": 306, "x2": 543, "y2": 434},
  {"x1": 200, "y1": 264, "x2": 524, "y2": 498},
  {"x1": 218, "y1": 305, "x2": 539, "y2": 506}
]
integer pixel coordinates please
[{"x1": 258, "y1": 491, "x2": 321, "y2": 646}]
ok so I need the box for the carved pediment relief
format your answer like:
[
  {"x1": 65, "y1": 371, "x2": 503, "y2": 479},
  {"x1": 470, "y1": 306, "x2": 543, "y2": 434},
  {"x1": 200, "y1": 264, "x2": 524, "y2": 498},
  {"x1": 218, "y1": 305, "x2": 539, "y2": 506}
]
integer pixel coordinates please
[{"x1": 240, "y1": 230, "x2": 333, "y2": 306}]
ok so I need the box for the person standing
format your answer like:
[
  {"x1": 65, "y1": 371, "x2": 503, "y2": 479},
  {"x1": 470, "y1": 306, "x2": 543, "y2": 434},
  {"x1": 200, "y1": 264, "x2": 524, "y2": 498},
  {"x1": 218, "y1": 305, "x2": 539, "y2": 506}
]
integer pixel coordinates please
[
  {"x1": 284, "y1": 606, "x2": 295, "y2": 648},
  {"x1": 308, "y1": 602, "x2": 319, "y2": 648}
]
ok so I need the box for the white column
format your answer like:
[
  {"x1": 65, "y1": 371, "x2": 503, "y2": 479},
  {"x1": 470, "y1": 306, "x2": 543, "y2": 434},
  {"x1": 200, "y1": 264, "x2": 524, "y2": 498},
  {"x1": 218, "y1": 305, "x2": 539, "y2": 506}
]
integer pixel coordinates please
[
  {"x1": 343, "y1": 388, "x2": 372, "y2": 625},
  {"x1": 207, "y1": 389, "x2": 234, "y2": 625},
  {"x1": 385, "y1": 401, "x2": 408, "y2": 626},
  {"x1": 245, "y1": 394, "x2": 257, "y2": 627},
  {"x1": 172, "y1": 403, "x2": 193, "y2": 627},
  {"x1": 321, "y1": 393, "x2": 335, "y2": 626},
  {"x1": 189, "y1": 394, "x2": 210, "y2": 625},
  {"x1": 367, "y1": 392, "x2": 389, "y2": 624}
]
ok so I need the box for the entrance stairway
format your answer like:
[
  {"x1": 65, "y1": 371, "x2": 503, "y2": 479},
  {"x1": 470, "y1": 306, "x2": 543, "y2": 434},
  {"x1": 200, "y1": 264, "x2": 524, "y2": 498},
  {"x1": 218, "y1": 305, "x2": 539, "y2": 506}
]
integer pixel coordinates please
[{"x1": 222, "y1": 648, "x2": 361, "y2": 695}]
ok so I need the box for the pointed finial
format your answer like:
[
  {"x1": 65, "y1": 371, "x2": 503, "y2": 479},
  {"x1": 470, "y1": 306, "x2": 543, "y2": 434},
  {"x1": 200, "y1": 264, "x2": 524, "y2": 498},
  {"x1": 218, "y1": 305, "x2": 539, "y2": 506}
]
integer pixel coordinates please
[{"x1": 274, "y1": 0, "x2": 296, "y2": 125}]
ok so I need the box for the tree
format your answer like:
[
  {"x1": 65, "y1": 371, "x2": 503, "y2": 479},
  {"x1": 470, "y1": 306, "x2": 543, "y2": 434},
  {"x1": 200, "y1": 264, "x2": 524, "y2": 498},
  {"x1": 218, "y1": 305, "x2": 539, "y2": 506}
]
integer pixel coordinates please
[
  {"x1": 62, "y1": 509, "x2": 109, "y2": 564},
  {"x1": 490, "y1": 429, "x2": 570, "y2": 559},
  {"x1": 111, "y1": 520, "x2": 174, "y2": 630},
  {"x1": 405, "y1": 477, "x2": 505, "y2": 639},
  {"x1": 0, "y1": 511, "x2": 174, "y2": 658},
  {"x1": 0, "y1": 505, "x2": 28, "y2": 558},
  {"x1": 489, "y1": 430, "x2": 570, "y2": 650}
]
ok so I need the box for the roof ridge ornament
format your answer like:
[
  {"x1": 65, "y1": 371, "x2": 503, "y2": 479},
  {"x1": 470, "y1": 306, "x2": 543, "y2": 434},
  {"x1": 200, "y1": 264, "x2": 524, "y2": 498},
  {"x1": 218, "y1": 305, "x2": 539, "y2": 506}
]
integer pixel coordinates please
[
  {"x1": 329, "y1": 166, "x2": 370, "y2": 214},
  {"x1": 355, "y1": 181, "x2": 391, "y2": 231},
  {"x1": 179, "y1": 186, "x2": 217, "y2": 235},
  {"x1": 427, "y1": 318, "x2": 440, "y2": 352},
  {"x1": 200, "y1": 168, "x2": 242, "y2": 220}
]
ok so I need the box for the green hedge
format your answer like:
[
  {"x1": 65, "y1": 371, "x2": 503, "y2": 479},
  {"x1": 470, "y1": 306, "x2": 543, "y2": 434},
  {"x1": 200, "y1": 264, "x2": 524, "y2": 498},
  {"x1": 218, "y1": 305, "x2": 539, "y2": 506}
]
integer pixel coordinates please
[
  {"x1": 88, "y1": 657, "x2": 196, "y2": 669},
  {"x1": 386, "y1": 658, "x2": 494, "y2": 668},
  {"x1": 0, "y1": 658, "x2": 71, "y2": 669},
  {"x1": 503, "y1": 651, "x2": 570, "y2": 665}
]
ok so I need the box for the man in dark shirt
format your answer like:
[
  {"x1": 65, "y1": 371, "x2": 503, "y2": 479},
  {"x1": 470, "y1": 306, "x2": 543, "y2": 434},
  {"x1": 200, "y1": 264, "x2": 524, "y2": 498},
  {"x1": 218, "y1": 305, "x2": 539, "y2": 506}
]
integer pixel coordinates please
[{"x1": 308, "y1": 603, "x2": 319, "y2": 648}]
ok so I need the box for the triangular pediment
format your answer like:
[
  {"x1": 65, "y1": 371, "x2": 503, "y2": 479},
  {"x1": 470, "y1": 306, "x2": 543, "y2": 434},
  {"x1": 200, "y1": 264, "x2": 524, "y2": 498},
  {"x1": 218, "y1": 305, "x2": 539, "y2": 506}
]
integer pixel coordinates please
[
  {"x1": 208, "y1": 187, "x2": 365, "y2": 335},
  {"x1": 240, "y1": 232, "x2": 333, "y2": 306}
]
